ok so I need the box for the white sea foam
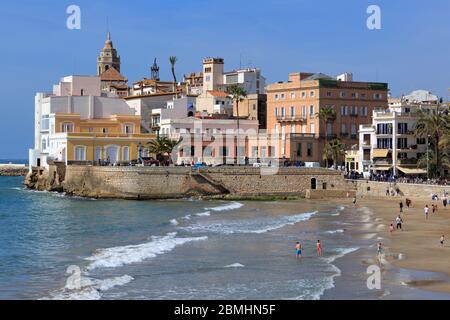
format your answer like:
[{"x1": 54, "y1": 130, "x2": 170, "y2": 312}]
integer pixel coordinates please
[
  {"x1": 85, "y1": 232, "x2": 208, "y2": 270},
  {"x1": 323, "y1": 247, "x2": 360, "y2": 264},
  {"x1": 324, "y1": 229, "x2": 344, "y2": 234},
  {"x1": 44, "y1": 274, "x2": 134, "y2": 300},
  {"x1": 224, "y1": 263, "x2": 245, "y2": 268},
  {"x1": 182, "y1": 211, "x2": 318, "y2": 235},
  {"x1": 196, "y1": 211, "x2": 211, "y2": 217},
  {"x1": 170, "y1": 219, "x2": 179, "y2": 226},
  {"x1": 205, "y1": 202, "x2": 243, "y2": 212}
]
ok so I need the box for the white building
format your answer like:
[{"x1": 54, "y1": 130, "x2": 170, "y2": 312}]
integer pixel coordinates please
[
  {"x1": 347, "y1": 90, "x2": 439, "y2": 178},
  {"x1": 29, "y1": 76, "x2": 143, "y2": 170}
]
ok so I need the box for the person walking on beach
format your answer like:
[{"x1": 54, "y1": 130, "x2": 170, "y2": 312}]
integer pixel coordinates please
[
  {"x1": 389, "y1": 224, "x2": 395, "y2": 235},
  {"x1": 406, "y1": 198, "x2": 411, "y2": 209},
  {"x1": 399, "y1": 201, "x2": 403, "y2": 213},
  {"x1": 386, "y1": 188, "x2": 390, "y2": 196},
  {"x1": 295, "y1": 242, "x2": 302, "y2": 259},
  {"x1": 443, "y1": 198, "x2": 447, "y2": 209},
  {"x1": 352, "y1": 197, "x2": 357, "y2": 206},
  {"x1": 440, "y1": 235, "x2": 445, "y2": 247},
  {"x1": 316, "y1": 240, "x2": 322, "y2": 256},
  {"x1": 424, "y1": 205, "x2": 429, "y2": 220},
  {"x1": 377, "y1": 243, "x2": 383, "y2": 258},
  {"x1": 396, "y1": 215, "x2": 403, "y2": 230}
]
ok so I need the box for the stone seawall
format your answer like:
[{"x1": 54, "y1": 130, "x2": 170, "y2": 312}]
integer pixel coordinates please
[
  {"x1": 25, "y1": 165, "x2": 352, "y2": 200},
  {"x1": 0, "y1": 165, "x2": 28, "y2": 176},
  {"x1": 350, "y1": 180, "x2": 449, "y2": 200}
]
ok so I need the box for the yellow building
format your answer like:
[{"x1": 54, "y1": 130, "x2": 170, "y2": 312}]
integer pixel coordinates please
[{"x1": 30, "y1": 75, "x2": 155, "y2": 169}]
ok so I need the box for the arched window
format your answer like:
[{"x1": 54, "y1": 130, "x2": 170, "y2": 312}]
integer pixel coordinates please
[{"x1": 105, "y1": 65, "x2": 110, "y2": 71}]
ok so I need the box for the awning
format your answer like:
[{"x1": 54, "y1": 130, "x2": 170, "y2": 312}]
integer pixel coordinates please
[
  {"x1": 374, "y1": 166, "x2": 392, "y2": 171},
  {"x1": 397, "y1": 167, "x2": 427, "y2": 175},
  {"x1": 372, "y1": 149, "x2": 389, "y2": 158}
]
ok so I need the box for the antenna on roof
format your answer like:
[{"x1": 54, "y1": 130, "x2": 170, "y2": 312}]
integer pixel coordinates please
[{"x1": 239, "y1": 53, "x2": 242, "y2": 69}]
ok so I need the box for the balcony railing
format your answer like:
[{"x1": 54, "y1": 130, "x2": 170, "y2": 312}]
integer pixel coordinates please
[{"x1": 276, "y1": 115, "x2": 307, "y2": 122}]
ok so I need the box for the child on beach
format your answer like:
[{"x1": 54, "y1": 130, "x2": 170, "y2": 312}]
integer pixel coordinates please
[
  {"x1": 316, "y1": 240, "x2": 322, "y2": 256},
  {"x1": 424, "y1": 205, "x2": 429, "y2": 220},
  {"x1": 440, "y1": 235, "x2": 445, "y2": 247},
  {"x1": 377, "y1": 243, "x2": 383, "y2": 257},
  {"x1": 389, "y1": 224, "x2": 395, "y2": 234},
  {"x1": 295, "y1": 242, "x2": 302, "y2": 259}
]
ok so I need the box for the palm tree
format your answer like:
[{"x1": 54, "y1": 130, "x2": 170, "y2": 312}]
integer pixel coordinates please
[
  {"x1": 317, "y1": 106, "x2": 336, "y2": 167},
  {"x1": 414, "y1": 105, "x2": 450, "y2": 176},
  {"x1": 147, "y1": 136, "x2": 169, "y2": 163},
  {"x1": 226, "y1": 84, "x2": 247, "y2": 165},
  {"x1": 323, "y1": 138, "x2": 345, "y2": 169},
  {"x1": 164, "y1": 137, "x2": 183, "y2": 164},
  {"x1": 169, "y1": 56, "x2": 178, "y2": 91}
]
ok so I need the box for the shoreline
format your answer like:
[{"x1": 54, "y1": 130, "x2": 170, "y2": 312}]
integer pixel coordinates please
[
  {"x1": 0, "y1": 164, "x2": 27, "y2": 176},
  {"x1": 354, "y1": 198, "x2": 450, "y2": 296}
]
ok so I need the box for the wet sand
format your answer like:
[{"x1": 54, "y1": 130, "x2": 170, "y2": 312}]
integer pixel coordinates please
[{"x1": 355, "y1": 197, "x2": 450, "y2": 295}]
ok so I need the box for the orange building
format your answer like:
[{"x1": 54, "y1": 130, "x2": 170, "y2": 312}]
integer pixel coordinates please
[{"x1": 266, "y1": 72, "x2": 388, "y2": 166}]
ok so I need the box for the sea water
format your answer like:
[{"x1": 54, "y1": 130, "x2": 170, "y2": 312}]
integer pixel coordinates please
[{"x1": 3, "y1": 175, "x2": 443, "y2": 300}]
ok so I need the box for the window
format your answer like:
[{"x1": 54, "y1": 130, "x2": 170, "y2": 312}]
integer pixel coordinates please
[
  {"x1": 301, "y1": 91, "x2": 306, "y2": 98},
  {"x1": 398, "y1": 123, "x2": 408, "y2": 134},
  {"x1": 302, "y1": 106, "x2": 306, "y2": 118},
  {"x1": 310, "y1": 91, "x2": 315, "y2": 97},
  {"x1": 361, "y1": 93, "x2": 366, "y2": 99},
  {"x1": 291, "y1": 124, "x2": 296, "y2": 133},
  {"x1": 340, "y1": 92, "x2": 346, "y2": 98},
  {"x1": 290, "y1": 106, "x2": 295, "y2": 116},
  {"x1": 377, "y1": 138, "x2": 392, "y2": 149},
  {"x1": 253, "y1": 104, "x2": 256, "y2": 110},
  {"x1": 41, "y1": 138, "x2": 47, "y2": 150},
  {"x1": 307, "y1": 143, "x2": 313, "y2": 157},
  {"x1": 275, "y1": 94, "x2": 279, "y2": 100},
  {"x1": 123, "y1": 146, "x2": 130, "y2": 161},
  {"x1": 417, "y1": 138, "x2": 426, "y2": 145},
  {"x1": 310, "y1": 123, "x2": 315, "y2": 134},
  {"x1": 361, "y1": 106, "x2": 368, "y2": 116},
  {"x1": 102, "y1": 128, "x2": 109, "y2": 134},
  {"x1": 326, "y1": 91, "x2": 332, "y2": 97},
  {"x1": 301, "y1": 124, "x2": 306, "y2": 134},
  {"x1": 377, "y1": 123, "x2": 392, "y2": 134},
  {"x1": 41, "y1": 115, "x2": 50, "y2": 131},
  {"x1": 205, "y1": 75, "x2": 211, "y2": 82},
  {"x1": 281, "y1": 93, "x2": 285, "y2": 100},
  {"x1": 95, "y1": 147, "x2": 102, "y2": 161},
  {"x1": 290, "y1": 92, "x2": 296, "y2": 99},
  {"x1": 351, "y1": 106, "x2": 358, "y2": 115},
  {"x1": 297, "y1": 143, "x2": 302, "y2": 157},
  {"x1": 341, "y1": 123, "x2": 347, "y2": 134},
  {"x1": 75, "y1": 146, "x2": 86, "y2": 161},
  {"x1": 275, "y1": 108, "x2": 278, "y2": 116},
  {"x1": 252, "y1": 147, "x2": 258, "y2": 157},
  {"x1": 62, "y1": 122, "x2": 74, "y2": 133},
  {"x1": 341, "y1": 106, "x2": 348, "y2": 116},
  {"x1": 374, "y1": 93, "x2": 381, "y2": 99},
  {"x1": 351, "y1": 124, "x2": 357, "y2": 136},
  {"x1": 397, "y1": 138, "x2": 408, "y2": 149},
  {"x1": 204, "y1": 67, "x2": 212, "y2": 73},
  {"x1": 281, "y1": 107, "x2": 285, "y2": 117},
  {"x1": 261, "y1": 147, "x2": 267, "y2": 157},
  {"x1": 327, "y1": 123, "x2": 333, "y2": 135},
  {"x1": 124, "y1": 124, "x2": 134, "y2": 134},
  {"x1": 309, "y1": 105, "x2": 315, "y2": 116}
]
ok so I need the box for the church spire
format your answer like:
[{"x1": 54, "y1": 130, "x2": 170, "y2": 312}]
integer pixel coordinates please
[
  {"x1": 97, "y1": 32, "x2": 120, "y2": 76},
  {"x1": 151, "y1": 58, "x2": 160, "y2": 81}
]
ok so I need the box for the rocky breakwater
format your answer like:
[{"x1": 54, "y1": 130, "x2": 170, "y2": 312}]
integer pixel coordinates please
[{"x1": 0, "y1": 164, "x2": 28, "y2": 176}]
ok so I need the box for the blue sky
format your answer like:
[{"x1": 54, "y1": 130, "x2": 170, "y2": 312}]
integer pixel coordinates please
[{"x1": 0, "y1": 0, "x2": 449, "y2": 159}]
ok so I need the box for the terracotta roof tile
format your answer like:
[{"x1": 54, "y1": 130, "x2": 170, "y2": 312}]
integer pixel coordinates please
[
  {"x1": 100, "y1": 67, "x2": 127, "y2": 81},
  {"x1": 207, "y1": 90, "x2": 228, "y2": 97}
]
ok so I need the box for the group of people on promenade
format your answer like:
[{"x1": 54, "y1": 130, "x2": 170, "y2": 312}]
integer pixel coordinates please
[{"x1": 295, "y1": 240, "x2": 322, "y2": 259}]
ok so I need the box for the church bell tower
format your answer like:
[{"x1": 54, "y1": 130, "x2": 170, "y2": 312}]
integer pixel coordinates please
[{"x1": 97, "y1": 32, "x2": 121, "y2": 76}]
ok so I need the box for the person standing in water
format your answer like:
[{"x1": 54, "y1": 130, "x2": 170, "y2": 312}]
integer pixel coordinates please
[
  {"x1": 316, "y1": 240, "x2": 322, "y2": 256},
  {"x1": 295, "y1": 242, "x2": 302, "y2": 259}
]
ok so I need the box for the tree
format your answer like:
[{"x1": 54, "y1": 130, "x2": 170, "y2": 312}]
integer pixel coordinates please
[
  {"x1": 169, "y1": 56, "x2": 178, "y2": 92},
  {"x1": 323, "y1": 138, "x2": 345, "y2": 169},
  {"x1": 414, "y1": 105, "x2": 450, "y2": 177},
  {"x1": 317, "y1": 105, "x2": 336, "y2": 167},
  {"x1": 147, "y1": 136, "x2": 183, "y2": 165},
  {"x1": 226, "y1": 84, "x2": 247, "y2": 165}
]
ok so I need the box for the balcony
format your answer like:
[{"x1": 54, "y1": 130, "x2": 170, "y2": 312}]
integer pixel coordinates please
[
  {"x1": 319, "y1": 134, "x2": 337, "y2": 139},
  {"x1": 276, "y1": 115, "x2": 307, "y2": 122},
  {"x1": 398, "y1": 158, "x2": 418, "y2": 165}
]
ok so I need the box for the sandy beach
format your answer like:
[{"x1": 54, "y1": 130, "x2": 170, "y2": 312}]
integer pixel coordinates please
[{"x1": 355, "y1": 197, "x2": 450, "y2": 295}]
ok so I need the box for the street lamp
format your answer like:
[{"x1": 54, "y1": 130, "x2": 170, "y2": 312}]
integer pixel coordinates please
[{"x1": 427, "y1": 134, "x2": 431, "y2": 181}]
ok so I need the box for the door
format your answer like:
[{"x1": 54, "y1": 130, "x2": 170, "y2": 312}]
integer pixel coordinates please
[
  {"x1": 105, "y1": 146, "x2": 119, "y2": 163},
  {"x1": 311, "y1": 178, "x2": 317, "y2": 190}
]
